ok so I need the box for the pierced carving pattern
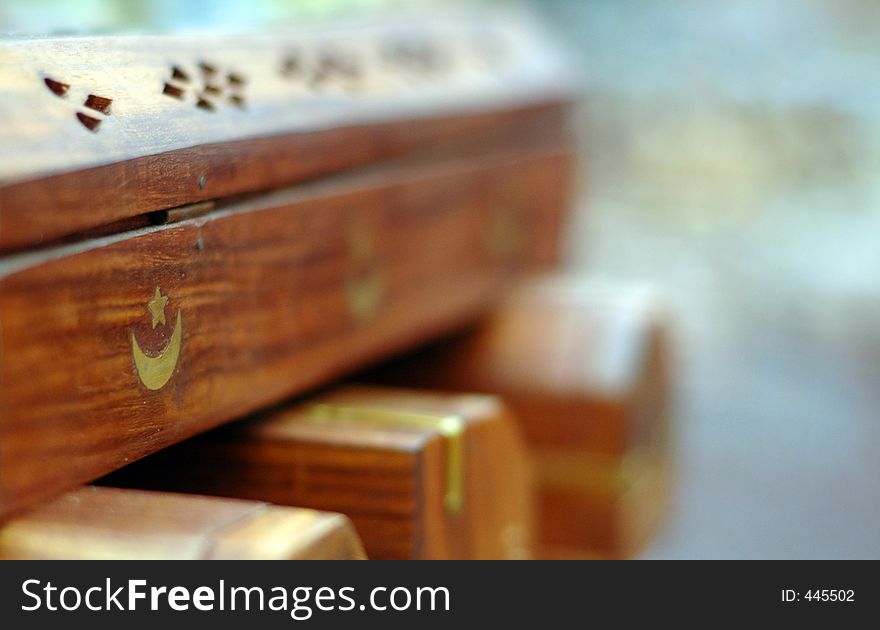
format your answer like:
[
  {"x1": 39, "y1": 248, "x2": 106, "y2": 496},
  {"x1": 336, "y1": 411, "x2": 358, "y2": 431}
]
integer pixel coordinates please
[
  {"x1": 162, "y1": 61, "x2": 247, "y2": 111},
  {"x1": 277, "y1": 36, "x2": 483, "y2": 93},
  {"x1": 84, "y1": 94, "x2": 112, "y2": 115},
  {"x1": 40, "y1": 31, "x2": 513, "y2": 130},
  {"x1": 44, "y1": 77, "x2": 69, "y2": 97},
  {"x1": 310, "y1": 49, "x2": 361, "y2": 87},
  {"x1": 382, "y1": 39, "x2": 446, "y2": 73},
  {"x1": 44, "y1": 77, "x2": 112, "y2": 132}
]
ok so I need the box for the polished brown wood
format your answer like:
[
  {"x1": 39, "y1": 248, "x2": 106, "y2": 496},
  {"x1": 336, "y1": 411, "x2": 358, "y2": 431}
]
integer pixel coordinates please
[
  {"x1": 0, "y1": 150, "x2": 568, "y2": 517},
  {"x1": 103, "y1": 385, "x2": 534, "y2": 560},
  {"x1": 0, "y1": 17, "x2": 571, "y2": 251},
  {"x1": 0, "y1": 486, "x2": 366, "y2": 559},
  {"x1": 366, "y1": 277, "x2": 672, "y2": 558}
]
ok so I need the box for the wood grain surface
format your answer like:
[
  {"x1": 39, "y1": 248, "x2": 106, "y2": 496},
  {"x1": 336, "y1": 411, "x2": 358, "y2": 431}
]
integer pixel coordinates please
[
  {"x1": 104, "y1": 385, "x2": 534, "y2": 560},
  {"x1": 0, "y1": 150, "x2": 569, "y2": 517},
  {"x1": 0, "y1": 486, "x2": 366, "y2": 559},
  {"x1": 0, "y1": 16, "x2": 571, "y2": 251},
  {"x1": 365, "y1": 276, "x2": 672, "y2": 557}
]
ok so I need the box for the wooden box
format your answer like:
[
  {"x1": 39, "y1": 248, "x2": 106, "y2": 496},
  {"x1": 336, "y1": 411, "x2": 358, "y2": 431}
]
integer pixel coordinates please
[
  {"x1": 0, "y1": 486, "x2": 366, "y2": 559},
  {"x1": 0, "y1": 17, "x2": 573, "y2": 517},
  {"x1": 103, "y1": 386, "x2": 534, "y2": 560},
  {"x1": 367, "y1": 277, "x2": 673, "y2": 558},
  {"x1": 0, "y1": 150, "x2": 569, "y2": 516}
]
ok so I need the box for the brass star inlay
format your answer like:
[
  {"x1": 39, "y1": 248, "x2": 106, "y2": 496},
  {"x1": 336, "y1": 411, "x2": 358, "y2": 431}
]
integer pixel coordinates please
[{"x1": 147, "y1": 287, "x2": 169, "y2": 329}]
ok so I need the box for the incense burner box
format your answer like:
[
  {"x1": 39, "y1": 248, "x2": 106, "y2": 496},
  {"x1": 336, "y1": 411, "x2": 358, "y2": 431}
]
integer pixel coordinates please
[
  {"x1": 104, "y1": 386, "x2": 534, "y2": 560},
  {"x1": 369, "y1": 278, "x2": 673, "y2": 558},
  {"x1": 0, "y1": 15, "x2": 573, "y2": 516},
  {"x1": 0, "y1": 487, "x2": 366, "y2": 559}
]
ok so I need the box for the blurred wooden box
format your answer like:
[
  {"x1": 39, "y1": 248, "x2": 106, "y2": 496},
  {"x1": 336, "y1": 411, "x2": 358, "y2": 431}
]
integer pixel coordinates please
[
  {"x1": 0, "y1": 486, "x2": 366, "y2": 559},
  {"x1": 104, "y1": 386, "x2": 534, "y2": 560},
  {"x1": 367, "y1": 277, "x2": 673, "y2": 558}
]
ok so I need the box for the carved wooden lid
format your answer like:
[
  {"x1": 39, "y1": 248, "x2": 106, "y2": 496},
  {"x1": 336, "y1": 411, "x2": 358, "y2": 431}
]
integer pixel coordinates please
[{"x1": 0, "y1": 13, "x2": 572, "y2": 251}]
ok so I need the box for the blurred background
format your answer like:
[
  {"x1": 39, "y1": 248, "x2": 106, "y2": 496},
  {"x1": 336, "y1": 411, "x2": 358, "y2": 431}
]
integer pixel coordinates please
[{"x1": 3, "y1": 0, "x2": 878, "y2": 559}]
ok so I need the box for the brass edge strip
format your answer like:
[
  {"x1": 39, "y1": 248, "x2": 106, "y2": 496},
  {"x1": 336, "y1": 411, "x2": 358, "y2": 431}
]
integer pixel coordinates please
[{"x1": 308, "y1": 403, "x2": 465, "y2": 516}]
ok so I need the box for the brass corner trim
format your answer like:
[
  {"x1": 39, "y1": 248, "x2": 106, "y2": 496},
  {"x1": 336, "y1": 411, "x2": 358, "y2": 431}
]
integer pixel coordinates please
[{"x1": 308, "y1": 403, "x2": 465, "y2": 515}]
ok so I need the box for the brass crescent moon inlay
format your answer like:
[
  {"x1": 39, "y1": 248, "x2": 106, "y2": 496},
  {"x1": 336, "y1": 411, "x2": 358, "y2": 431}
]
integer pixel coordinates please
[
  {"x1": 346, "y1": 227, "x2": 385, "y2": 322},
  {"x1": 132, "y1": 308, "x2": 183, "y2": 391}
]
